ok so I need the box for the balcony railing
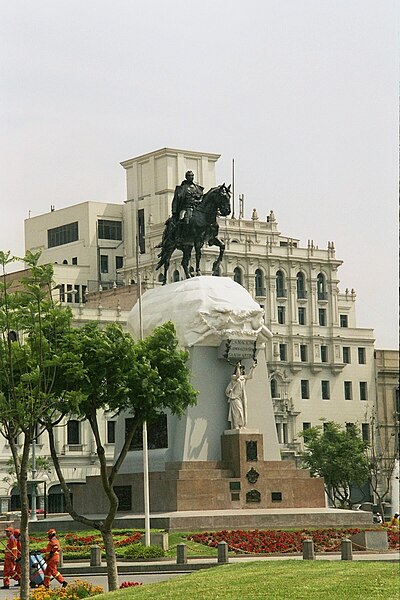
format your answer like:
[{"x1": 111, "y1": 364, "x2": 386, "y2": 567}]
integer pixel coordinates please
[
  {"x1": 318, "y1": 291, "x2": 328, "y2": 300},
  {"x1": 276, "y1": 289, "x2": 287, "y2": 298},
  {"x1": 255, "y1": 287, "x2": 267, "y2": 297},
  {"x1": 297, "y1": 290, "x2": 308, "y2": 299}
]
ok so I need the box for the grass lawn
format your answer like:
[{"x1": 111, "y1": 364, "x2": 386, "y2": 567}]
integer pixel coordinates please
[{"x1": 96, "y1": 560, "x2": 399, "y2": 600}]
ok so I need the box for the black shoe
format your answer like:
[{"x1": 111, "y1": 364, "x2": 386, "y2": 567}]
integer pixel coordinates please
[
  {"x1": 1, "y1": 586, "x2": 9, "y2": 590},
  {"x1": 62, "y1": 581, "x2": 68, "y2": 588}
]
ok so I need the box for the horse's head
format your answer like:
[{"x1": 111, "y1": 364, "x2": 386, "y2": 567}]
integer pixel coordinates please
[{"x1": 215, "y1": 183, "x2": 232, "y2": 217}]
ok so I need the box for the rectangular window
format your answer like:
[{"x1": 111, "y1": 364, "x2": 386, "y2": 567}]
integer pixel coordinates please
[
  {"x1": 277, "y1": 306, "x2": 285, "y2": 324},
  {"x1": 300, "y1": 344, "x2": 308, "y2": 362},
  {"x1": 81, "y1": 285, "x2": 87, "y2": 303},
  {"x1": 361, "y1": 423, "x2": 370, "y2": 442},
  {"x1": 358, "y1": 347, "x2": 366, "y2": 364},
  {"x1": 303, "y1": 422, "x2": 311, "y2": 431},
  {"x1": 67, "y1": 420, "x2": 80, "y2": 445},
  {"x1": 321, "y1": 380, "x2": 330, "y2": 400},
  {"x1": 98, "y1": 219, "x2": 122, "y2": 240},
  {"x1": 59, "y1": 284, "x2": 65, "y2": 303},
  {"x1": 74, "y1": 285, "x2": 80, "y2": 303},
  {"x1": 320, "y1": 345, "x2": 328, "y2": 363},
  {"x1": 343, "y1": 347, "x2": 351, "y2": 364},
  {"x1": 298, "y1": 307, "x2": 306, "y2": 325},
  {"x1": 107, "y1": 421, "x2": 116, "y2": 444},
  {"x1": 279, "y1": 343, "x2": 287, "y2": 361},
  {"x1": 282, "y1": 423, "x2": 288, "y2": 444},
  {"x1": 344, "y1": 381, "x2": 352, "y2": 400},
  {"x1": 301, "y1": 380, "x2": 309, "y2": 399},
  {"x1": 113, "y1": 486, "x2": 132, "y2": 511},
  {"x1": 100, "y1": 255, "x2": 109, "y2": 273},
  {"x1": 138, "y1": 209, "x2": 145, "y2": 254},
  {"x1": 359, "y1": 381, "x2": 368, "y2": 401},
  {"x1": 125, "y1": 414, "x2": 168, "y2": 450},
  {"x1": 72, "y1": 257, "x2": 78, "y2": 265},
  {"x1": 340, "y1": 314, "x2": 348, "y2": 328},
  {"x1": 48, "y1": 222, "x2": 78, "y2": 248},
  {"x1": 318, "y1": 308, "x2": 326, "y2": 326},
  {"x1": 115, "y1": 256, "x2": 123, "y2": 270},
  {"x1": 66, "y1": 284, "x2": 73, "y2": 303}
]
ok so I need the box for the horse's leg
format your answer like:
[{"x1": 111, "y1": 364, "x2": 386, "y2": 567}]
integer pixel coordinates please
[
  {"x1": 194, "y1": 241, "x2": 202, "y2": 276},
  {"x1": 181, "y1": 246, "x2": 192, "y2": 279},
  {"x1": 210, "y1": 237, "x2": 225, "y2": 275}
]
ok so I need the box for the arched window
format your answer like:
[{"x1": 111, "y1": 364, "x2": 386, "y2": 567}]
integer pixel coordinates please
[
  {"x1": 317, "y1": 273, "x2": 327, "y2": 300},
  {"x1": 233, "y1": 267, "x2": 243, "y2": 286},
  {"x1": 276, "y1": 270, "x2": 286, "y2": 298},
  {"x1": 270, "y1": 378, "x2": 279, "y2": 399},
  {"x1": 172, "y1": 270, "x2": 180, "y2": 282},
  {"x1": 157, "y1": 273, "x2": 164, "y2": 283},
  {"x1": 48, "y1": 484, "x2": 73, "y2": 513},
  {"x1": 296, "y1": 272, "x2": 307, "y2": 299},
  {"x1": 255, "y1": 269, "x2": 265, "y2": 296},
  {"x1": 62, "y1": 259, "x2": 68, "y2": 265}
]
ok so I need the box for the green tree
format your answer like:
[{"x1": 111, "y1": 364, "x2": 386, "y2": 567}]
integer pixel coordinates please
[
  {"x1": 300, "y1": 421, "x2": 370, "y2": 508},
  {"x1": 44, "y1": 320, "x2": 197, "y2": 591},
  {"x1": 0, "y1": 251, "x2": 79, "y2": 600}
]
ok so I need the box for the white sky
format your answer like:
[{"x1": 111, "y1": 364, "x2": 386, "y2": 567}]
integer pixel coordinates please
[{"x1": 1, "y1": 0, "x2": 398, "y2": 348}]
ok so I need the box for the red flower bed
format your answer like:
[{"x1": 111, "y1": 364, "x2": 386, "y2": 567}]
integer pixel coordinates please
[
  {"x1": 188, "y1": 527, "x2": 398, "y2": 554},
  {"x1": 114, "y1": 533, "x2": 142, "y2": 547},
  {"x1": 386, "y1": 527, "x2": 400, "y2": 550},
  {"x1": 120, "y1": 581, "x2": 143, "y2": 588}
]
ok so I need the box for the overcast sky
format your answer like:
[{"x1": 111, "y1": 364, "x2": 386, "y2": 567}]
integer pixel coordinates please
[{"x1": 1, "y1": 1, "x2": 398, "y2": 348}]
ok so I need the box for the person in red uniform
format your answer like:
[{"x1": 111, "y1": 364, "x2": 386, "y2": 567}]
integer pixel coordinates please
[
  {"x1": 43, "y1": 529, "x2": 67, "y2": 589},
  {"x1": 1, "y1": 526, "x2": 20, "y2": 589},
  {"x1": 13, "y1": 529, "x2": 21, "y2": 586}
]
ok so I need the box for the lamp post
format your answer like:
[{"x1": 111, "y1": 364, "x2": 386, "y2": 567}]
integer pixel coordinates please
[{"x1": 136, "y1": 223, "x2": 150, "y2": 547}]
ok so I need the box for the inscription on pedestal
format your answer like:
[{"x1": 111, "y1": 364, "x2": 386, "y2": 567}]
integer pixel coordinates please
[
  {"x1": 218, "y1": 338, "x2": 257, "y2": 361},
  {"x1": 246, "y1": 440, "x2": 258, "y2": 461}
]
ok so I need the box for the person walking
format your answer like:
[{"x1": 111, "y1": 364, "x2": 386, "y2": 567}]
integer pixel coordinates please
[
  {"x1": 1, "y1": 526, "x2": 20, "y2": 589},
  {"x1": 43, "y1": 529, "x2": 67, "y2": 589}
]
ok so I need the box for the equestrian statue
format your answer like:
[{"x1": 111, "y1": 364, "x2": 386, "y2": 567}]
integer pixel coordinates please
[{"x1": 155, "y1": 170, "x2": 231, "y2": 285}]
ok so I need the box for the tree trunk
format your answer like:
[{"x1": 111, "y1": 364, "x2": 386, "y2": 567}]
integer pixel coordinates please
[
  {"x1": 17, "y1": 438, "x2": 31, "y2": 600},
  {"x1": 101, "y1": 529, "x2": 119, "y2": 591}
]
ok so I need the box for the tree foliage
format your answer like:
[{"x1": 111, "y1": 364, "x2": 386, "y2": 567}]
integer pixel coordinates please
[
  {"x1": 44, "y1": 319, "x2": 197, "y2": 590},
  {"x1": 300, "y1": 421, "x2": 370, "y2": 508},
  {"x1": 0, "y1": 250, "x2": 78, "y2": 600}
]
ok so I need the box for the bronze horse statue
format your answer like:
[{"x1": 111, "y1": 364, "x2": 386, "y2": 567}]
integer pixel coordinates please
[{"x1": 156, "y1": 183, "x2": 231, "y2": 284}]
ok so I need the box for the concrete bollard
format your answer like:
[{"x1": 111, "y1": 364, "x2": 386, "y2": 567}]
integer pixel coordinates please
[
  {"x1": 176, "y1": 543, "x2": 188, "y2": 565},
  {"x1": 217, "y1": 541, "x2": 229, "y2": 564},
  {"x1": 302, "y1": 539, "x2": 315, "y2": 560},
  {"x1": 341, "y1": 538, "x2": 353, "y2": 561},
  {"x1": 90, "y1": 544, "x2": 102, "y2": 567},
  {"x1": 58, "y1": 549, "x2": 63, "y2": 568}
]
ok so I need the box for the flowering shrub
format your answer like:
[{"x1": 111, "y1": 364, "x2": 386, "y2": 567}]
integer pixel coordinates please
[
  {"x1": 188, "y1": 527, "x2": 399, "y2": 554},
  {"x1": 120, "y1": 581, "x2": 143, "y2": 588},
  {"x1": 122, "y1": 543, "x2": 165, "y2": 559},
  {"x1": 27, "y1": 579, "x2": 103, "y2": 600}
]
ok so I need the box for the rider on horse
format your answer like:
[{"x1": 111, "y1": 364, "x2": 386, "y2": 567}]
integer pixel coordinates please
[{"x1": 171, "y1": 171, "x2": 204, "y2": 241}]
